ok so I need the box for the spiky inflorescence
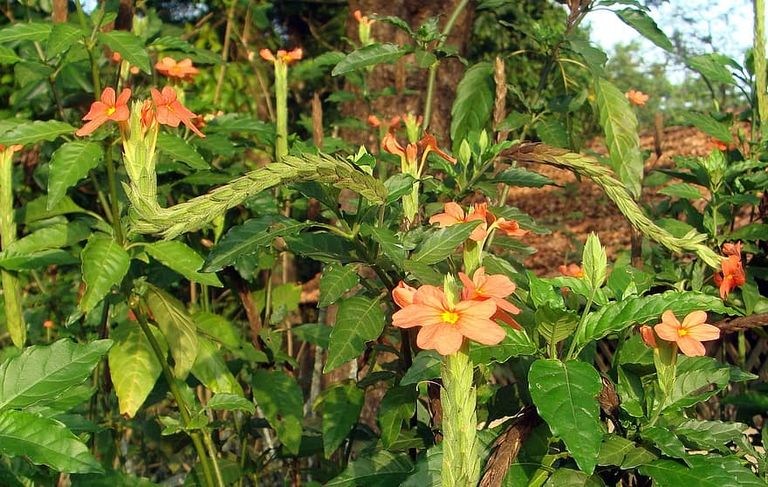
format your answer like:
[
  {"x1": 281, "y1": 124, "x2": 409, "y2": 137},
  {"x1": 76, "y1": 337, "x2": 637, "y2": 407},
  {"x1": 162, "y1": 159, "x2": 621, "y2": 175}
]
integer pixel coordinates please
[{"x1": 503, "y1": 143, "x2": 723, "y2": 269}]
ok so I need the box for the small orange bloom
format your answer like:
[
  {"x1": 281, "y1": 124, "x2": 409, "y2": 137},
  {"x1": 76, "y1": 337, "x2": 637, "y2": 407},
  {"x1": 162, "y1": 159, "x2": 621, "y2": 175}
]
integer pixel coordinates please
[
  {"x1": 459, "y1": 267, "x2": 520, "y2": 329},
  {"x1": 367, "y1": 114, "x2": 381, "y2": 128},
  {"x1": 429, "y1": 202, "x2": 488, "y2": 241},
  {"x1": 140, "y1": 99, "x2": 155, "y2": 130},
  {"x1": 559, "y1": 263, "x2": 584, "y2": 278},
  {"x1": 419, "y1": 132, "x2": 456, "y2": 164},
  {"x1": 714, "y1": 255, "x2": 746, "y2": 299},
  {"x1": 392, "y1": 285, "x2": 504, "y2": 355},
  {"x1": 353, "y1": 10, "x2": 375, "y2": 26},
  {"x1": 654, "y1": 310, "x2": 720, "y2": 357},
  {"x1": 155, "y1": 57, "x2": 200, "y2": 81},
  {"x1": 0, "y1": 144, "x2": 22, "y2": 153},
  {"x1": 722, "y1": 241, "x2": 743, "y2": 257},
  {"x1": 495, "y1": 218, "x2": 527, "y2": 237},
  {"x1": 639, "y1": 325, "x2": 657, "y2": 348},
  {"x1": 151, "y1": 86, "x2": 205, "y2": 138},
  {"x1": 393, "y1": 281, "x2": 417, "y2": 308},
  {"x1": 259, "y1": 48, "x2": 303, "y2": 65},
  {"x1": 43, "y1": 319, "x2": 55, "y2": 330},
  {"x1": 110, "y1": 51, "x2": 122, "y2": 64},
  {"x1": 76, "y1": 87, "x2": 131, "y2": 137},
  {"x1": 625, "y1": 89, "x2": 649, "y2": 107}
]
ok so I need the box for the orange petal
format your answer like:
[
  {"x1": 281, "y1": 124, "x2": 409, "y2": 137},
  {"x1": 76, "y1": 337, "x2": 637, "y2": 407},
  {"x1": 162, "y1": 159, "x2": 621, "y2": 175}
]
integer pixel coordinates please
[
  {"x1": 417, "y1": 324, "x2": 464, "y2": 355},
  {"x1": 428, "y1": 212, "x2": 461, "y2": 228},
  {"x1": 681, "y1": 310, "x2": 707, "y2": 328},
  {"x1": 677, "y1": 336, "x2": 705, "y2": 357},
  {"x1": 413, "y1": 285, "x2": 448, "y2": 310},
  {"x1": 100, "y1": 87, "x2": 116, "y2": 106},
  {"x1": 393, "y1": 281, "x2": 417, "y2": 308},
  {"x1": 493, "y1": 297, "x2": 520, "y2": 314},
  {"x1": 454, "y1": 297, "x2": 497, "y2": 320},
  {"x1": 686, "y1": 323, "x2": 720, "y2": 342},
  {"x1": 482, "y1": 274, "x2": 517, "y2": 297},
  {"x1": 661, "y1": 310, "x2": 680, "y2": 328},
  {"x1": 654, "y1": 321, "x2": 680, "y2": 342},
  {"x1": 392, "y1": 304, "x2": 442, "y2": 329},
  {"x1": 75, "y1": 116, "x2": 108, "y2": 136},
  {"x1": 458, "y1": 316, "x2": 505, "y2": 345}
]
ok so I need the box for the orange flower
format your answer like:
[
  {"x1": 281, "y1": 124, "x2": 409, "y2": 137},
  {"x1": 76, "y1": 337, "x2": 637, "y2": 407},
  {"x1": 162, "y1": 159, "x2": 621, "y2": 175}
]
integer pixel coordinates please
[
  {"x1": 495, "y1": 218, "x2": 527, "y2": 237},
  {"x1": 43, "y1": 319, "x2": 55, "y2": 330},
  {"x1": 151, "y1": 86, "x2": 205, "y2": 138},
  {"x1": 155, "y1": 57, "x2": 200, "y2": 81},
  {"x1": 714, "y1": 255, "x2": 745, "y2": 299},
  {"x1": 110, "y1": 51, "x2": 122, "y2": 64},
  {"x1": 393, "y1": 281, "x2": 417, "y2": 308},
  {"x1": 76, "y1": 87, "x2": 131, "y2": 137},
  {"x1": 559, "y1": 263, "x2": 584, "y2": 278},
  {"x1": 140, "y1": 99, "x2": 155, "y2": 130},
  {"x1": 419, "y1": 132, "x2": 456, "y2": 164},
  {"x1": 429, "y1": 202, "x2": 488, "y2": 241},
  {"x1": 459, "y1": 267, "x2": 520, "y2": 329},
  {"x1": 625, "y1": 89, "x2": 649, "y2": 107},
  {"x1": 259, "y1": 48, "x2": 303, "y2": 65},
  {"x1": 639, "y1": 325, "x2": 657, "y2": 348},
  {"x1": 353, "y1": 9, "x2": 375, "y2": 26},
  {"x1": 654, "y1": 310, "x2": 720, "y2": 357},
  {"x1": 0, "y1": 144, "x2": 22, "y2": 153},
  {"x1": 392, "y1": 284, "x2": 504, "y2": 355},
  {"x1": 722, "y1": 241, "x2": 742, "y2": 257},
  {"x1": 367, "y1": 114, "x2": 381, "y2": 128}
]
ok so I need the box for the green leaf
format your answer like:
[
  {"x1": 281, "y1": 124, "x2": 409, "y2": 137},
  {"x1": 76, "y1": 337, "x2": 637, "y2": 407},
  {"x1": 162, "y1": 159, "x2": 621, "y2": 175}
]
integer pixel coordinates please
[
  {"x1": 319, "y1": 264, "x2": 359, "y2": 307},
  {"x1": 673, "y1": 419, "x2": 747, "y2": 453},
  {"x1": 191, "y1": 337, "x2": 242, "y2": 396},
  {"x1": 0, "y1": 339, "x2": 112, "y2": 412},
  {"x1": 582, "y1": 232, "x2": 607, "y2": 290},
  {"x1": 326, "y1": 451, "x2": 414, "y2": 487},
  {"x1": 615, "y1": 8, "x2": 674, "y2": 52},
  {"x1": 321, "y1": 382, "x2": 364, "y2": 457},
  {"x1": 597, "y1": 434, "x2": 638, "y2": 466},
  {"x1": 535, "y1": 117, "x2": 569, "y2": 148},
  {"x1": 401, "y1": 350, "x2": 442, "y2": 385},
  {"x1": 46, "y1": 24, "x2": 83, "y2": 59},
  {"x1": 0, "y1": 249, "x2": 77, "y2": 270},
  {"x1": 79, "y1": 235, "x2": 130, "y2": 314},
  {"x1": 658, "y1": 182, "x2": 703, "y2": 200},
  {"x1": 683, "y1": 112, "x2": 732, "y2": 144},
  {"x1": 469, "y1": 326, "x2": 538, "y2": 364},
  {"x1": 7, "y1": 220, "x2": 90, "y2": 255},
  {"x1": 47, "y1": 141, "x2": 103, "y2": 210},
  {"x1": 639, "y1": 456, "x2": 766, "y2": 487},
  {"x1": 728, "y1": 223, "x2": 768, "y2": 241},
  {"x1": 0, "y1": 46, "x2": 20, "y2": 64},
  {"x1": 145, "y1": 285, "x2": 199, "y2": 378},
  {"x1": 145, "y1": 240, "x2": 222, "y2": 287},
  {"x1": 594, "y1": 77, "x2": 643, "y2": 199},
  {"x1": 528, "y1": 359, "x2": 603, "y2": 474},
  {"x1": 0, "y1": 410, "x2": 102, "y2": 473},
  {"x1": 0, "y1": 120, "x2": 74, "y2": 146},
  {"x1": 536, "y1": 305, "x2": 579, "y2": 345},
  {"x1": 325, "y1": 296, "x2": 385, "y2": 372},
  {"x1": 544, "y1": 469, "x2": 605, "y2": 486},
  {"x1": 156, "y1": 132, "x2": 208, "y2": 170},
  {"x1": 252, "y1": 370, "x2": 304, "y2": 455},
  {"x1": 450, "y1": 62, "x2": 494, "y2": 144},
  {"x1": 0, "y1": 22, "x2": 52, "y2": 43},
  {"x1": 412, "y1": 221, "x2": 481, "y2": 265},
  {"x1": 574, "y1": 291, "x2": 732, "y2": 348},
  {"x1": 332, "y1": 43, "x2": 408, "y2": 76},
  {"x1": 292, "y1": 323, "x2": 331, "y2": 349},
  {"x1": 194, "y1": 312, "x2": 242, "y2": 351},
  {"x1": 384, "y1": 173, "x2": 417, "y2": 204},
  {"x1": 98, "y1": 31, "x2": 150, "y2": 73},
  {"x1": 686, "y1": 54, "x2": 735, "y2": 85},
  {"x1": 664, "y1": 356, "x2": 731, "y2": 411},
  {"x1": 491, "y1": 167, "x2": 555, "y2": 188},
  {"x1": 378, "y1": 386, "x2": 417, "y2": 448},
  {"x1": 203, "y1": 216, "x2": 308, "y2": 272},
  {"x1": 206, "y1": 394, "x2": 255, "y2": 413},
  {"x1": 109, "y1": 322, "x2": 165, "y2": 417},
  {"x1": 641, "y1": 426, "x2": 687, "y2": 460},
  {"x1": 360, "y1": 224, "x2": 406, "y2": 267},
  {"x1": 568, "y1": 38, "x2": 607, "y2": 74}
]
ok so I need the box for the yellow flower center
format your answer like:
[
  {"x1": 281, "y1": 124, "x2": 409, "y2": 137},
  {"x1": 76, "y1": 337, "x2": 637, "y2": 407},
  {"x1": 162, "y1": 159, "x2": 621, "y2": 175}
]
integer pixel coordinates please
[
  {"x1": 678, "y1": 328, "x2": 688, "y2": 337},
  {"x1": 106, "y1": 106, "x2": 116, "y2": 116},
  {"x1": 441, "y1": 311, "x2": 460, "y2": 325}
]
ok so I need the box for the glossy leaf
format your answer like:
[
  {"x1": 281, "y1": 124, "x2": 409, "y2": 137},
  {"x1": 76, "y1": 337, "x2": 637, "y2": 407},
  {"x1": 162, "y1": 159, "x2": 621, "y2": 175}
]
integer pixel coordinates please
[
  {"x1": 639, "y1": 456, "x2": 765, "y2": 487},
  {"x1": 686, "y1": 54, "x2": 735, "y2": 85},
  {"x1": 683, "y1": 112, "x2": 732, "y2": 144},
  {"x1": 6, "y1": 220, "x2": 90, "y2": 255},
  {"x1": 156, "y1": 132, "x2": 208, "y2": 170},
  {"x1": 332, "y1": 43, "x2": 408, "y2": 75},
  {"x1": 673, "y1": 419, "x2": 747, "y2": 452},
  {"x1": 0, "y1": 46, "x2": 20, "y2": 64},
  {"x1": 47, "y1": 141, "x2": 103, "y2": 210},
  {"x1": 0, "y1": 120, "x2": 74, "y2": 146},
  {"x1": 319, "y1": 264, "x2": 359, "y2": 307},
  {"x1": 145, "y1": 285, "x2": 199, "y2": 378},
  {"x1": 98, "y1": 31, "x2": 150, "y2": 73},
  {"x1": 450, "y1": 62, "x2": 494, "y2": 144},
  {"x1": 321, "y1": 382, "x2": 364, "y2": 458},
  {"x1": 0, "y1": 339, "x2": 112, "y2": 412},
  {"x1": 145, "y1": 240, "x2": 222, "y2": 287},
  {"x1": 641, "y1": 427, "x2": 687, "y2": 460},
  {"x1": 326, "y1": 451, "x2": 413, "y2": 487},
  {"x1": 206, "y1": 394, "x2": 255, "y2": 413},
  {"x1": 109, "y1": 323, "x2": 165, "y2": 417},
  {"x1": 378, "y1": 386, "x2": 417, "y2": 448},
  {"x1": 252, "y1": 370, "x2": 304, "y2": 455},
  {"x1": 582, "y1": 232, "x2": 607, "y2": 290},
  {"x1": 529, "y1": 359, "x2": 603, "y2": 474},
  {"x1": 0, "y1": 410, "x2": 102, "y2": 473},
  {"x1": 491, "y1": 167, "x2": 555, "y2": 188},
  {"x1": 360, "y1": 224, "x2": 406, "y2": 267},
  {"x1": 79, "y1": 234, "x2": 130, "y2": 314},
  {"x1": 544, "y1": 469, "x2": 605, "y2": 486},
  {"x1": 325, "y1": 296, "x2": 385, "y2": 372},
  {"x1": 664, "y1": 356, "x2": 732, "y2": 411},
  {"x1": 615, "y1": 8, "x2": 674, "y2": 52},
  {"x1": 191, "y1": 337, "x2": 242, "y2": 396},
  {"x1": 594, "y1": 77, "x2": 643, "y2": 198},
  {"x1": 401, "y1": 350, "x2": 442, "y2": 385},
  {"x1": 0, "y1": 22, "x2": 52, "y2": 43},
  {"x1": 470, "y1": 326, "x2": 538, "y2": 364},
  {"x1": 412, "y1": 221, "x2": 481, "y2": 265},
  {"x1": 46, "y1": 23, "x2": 83, "y2": 59}
]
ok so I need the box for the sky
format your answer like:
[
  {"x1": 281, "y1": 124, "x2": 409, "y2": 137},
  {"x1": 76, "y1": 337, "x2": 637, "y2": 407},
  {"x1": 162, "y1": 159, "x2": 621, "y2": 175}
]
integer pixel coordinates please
[{"x1": 584, "y1": 0, "x2": 754, "y2": 82}]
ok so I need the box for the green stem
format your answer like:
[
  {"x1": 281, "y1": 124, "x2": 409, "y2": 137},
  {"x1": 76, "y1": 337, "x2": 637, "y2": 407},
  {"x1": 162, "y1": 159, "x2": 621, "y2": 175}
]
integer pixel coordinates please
[
  {"x1": 134, "y1": 304, "x2": 217, "y2": 487},
  {"x1": 202, "y1": 431, "x2": 226, "y2": 487},
  {"x1": 565, "y1": 287, "x2": 596, "y2": 361},
  {"x1": 441, "y1": 346, "x2": 480, "y2": 487},
  {"x1": 104, "y1": 140, "x2": 123, "y2": 243},
  {"x1": 754, "y1": 0, "x2": 768, "y2": 141},
  {"x1": 422, "y1": 0, "x2": 470, "y2": 132},
  {"x1": 0, "y1": 149, "x2": 24, "y2": 347},
  {"x1": 274, "y1": 61, "x2": 289, "y2": 161}
]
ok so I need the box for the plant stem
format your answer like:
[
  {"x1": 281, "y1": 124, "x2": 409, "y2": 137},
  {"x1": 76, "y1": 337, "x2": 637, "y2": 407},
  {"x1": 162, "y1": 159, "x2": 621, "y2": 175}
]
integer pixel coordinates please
[
  {"x1": 441, "y1": 346, "x2": 480, "y2": 487},
  {"x1": 422, "y1": 0, "x2": 470, "y2": 132},
  {"x1": 0, "y1": 149, "x2": 24, "y2": 347},
  {"x1": 755, "y1": 0, "x2": 768, "y2": 140},
  {"x1": 134, "y1": 305, "x2": 217, "y2": 487},
  {"x1": 214, "y1": 0, "x2": 236, "y2": 105},
  {"x1": 274, "y1": 61, "x2": 289, "y2": 161},
  {"x1": 104, "y1": 140, "x2": 124, "y2": 243},
  {"x1": 565, "y1": 288, "x2": 596, "y2": 361}
]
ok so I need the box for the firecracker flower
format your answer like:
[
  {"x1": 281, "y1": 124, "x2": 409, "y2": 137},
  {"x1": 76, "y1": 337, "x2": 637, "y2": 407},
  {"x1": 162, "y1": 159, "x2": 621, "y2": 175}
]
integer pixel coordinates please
[
  {"x1": 155, "y1": 57, "x2": 200, "y2": 81},
  {"x1": 722, "y1": 241, "x2": 743, "y2": 257},
  {"x1": 76, "y1": 87, "x2": 131, "y2": 137},
  {"x1": 151, "y1": 86, "x2": 205, "y2": 138},
  {"x1": 625, "y1": 89, "x2": 649, "y2": 107},
  {"x1": 0, "y1": 144, "x2": 22, "y2": 153},
  {"x1": 654, "y1": 310, "x2": 720, "y2": 357},
  {"x1": 714, "y1": 255, "x2": 746, "y2": 299},
  {"x1": 639, "y1": 325, "x2": 657, "y2": 348},
  {"x1": 459, "y1": 267, "x2": 521, "y2": 328},
  {"x1": 353, "y1": 9, "x2": 375, "y2": 26},
  {"x1": 429, "y1": 202, "x2": 489, "y2": 241},
  {"x1": 259, "y1": 48, "x2": 303, "y2": 65},
  {"x1": 392, "y1": 284, "x2": 505, "y2": 355},
  {"x1": 559, "y1": 263, "x2": 584, "y2": 278}
]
